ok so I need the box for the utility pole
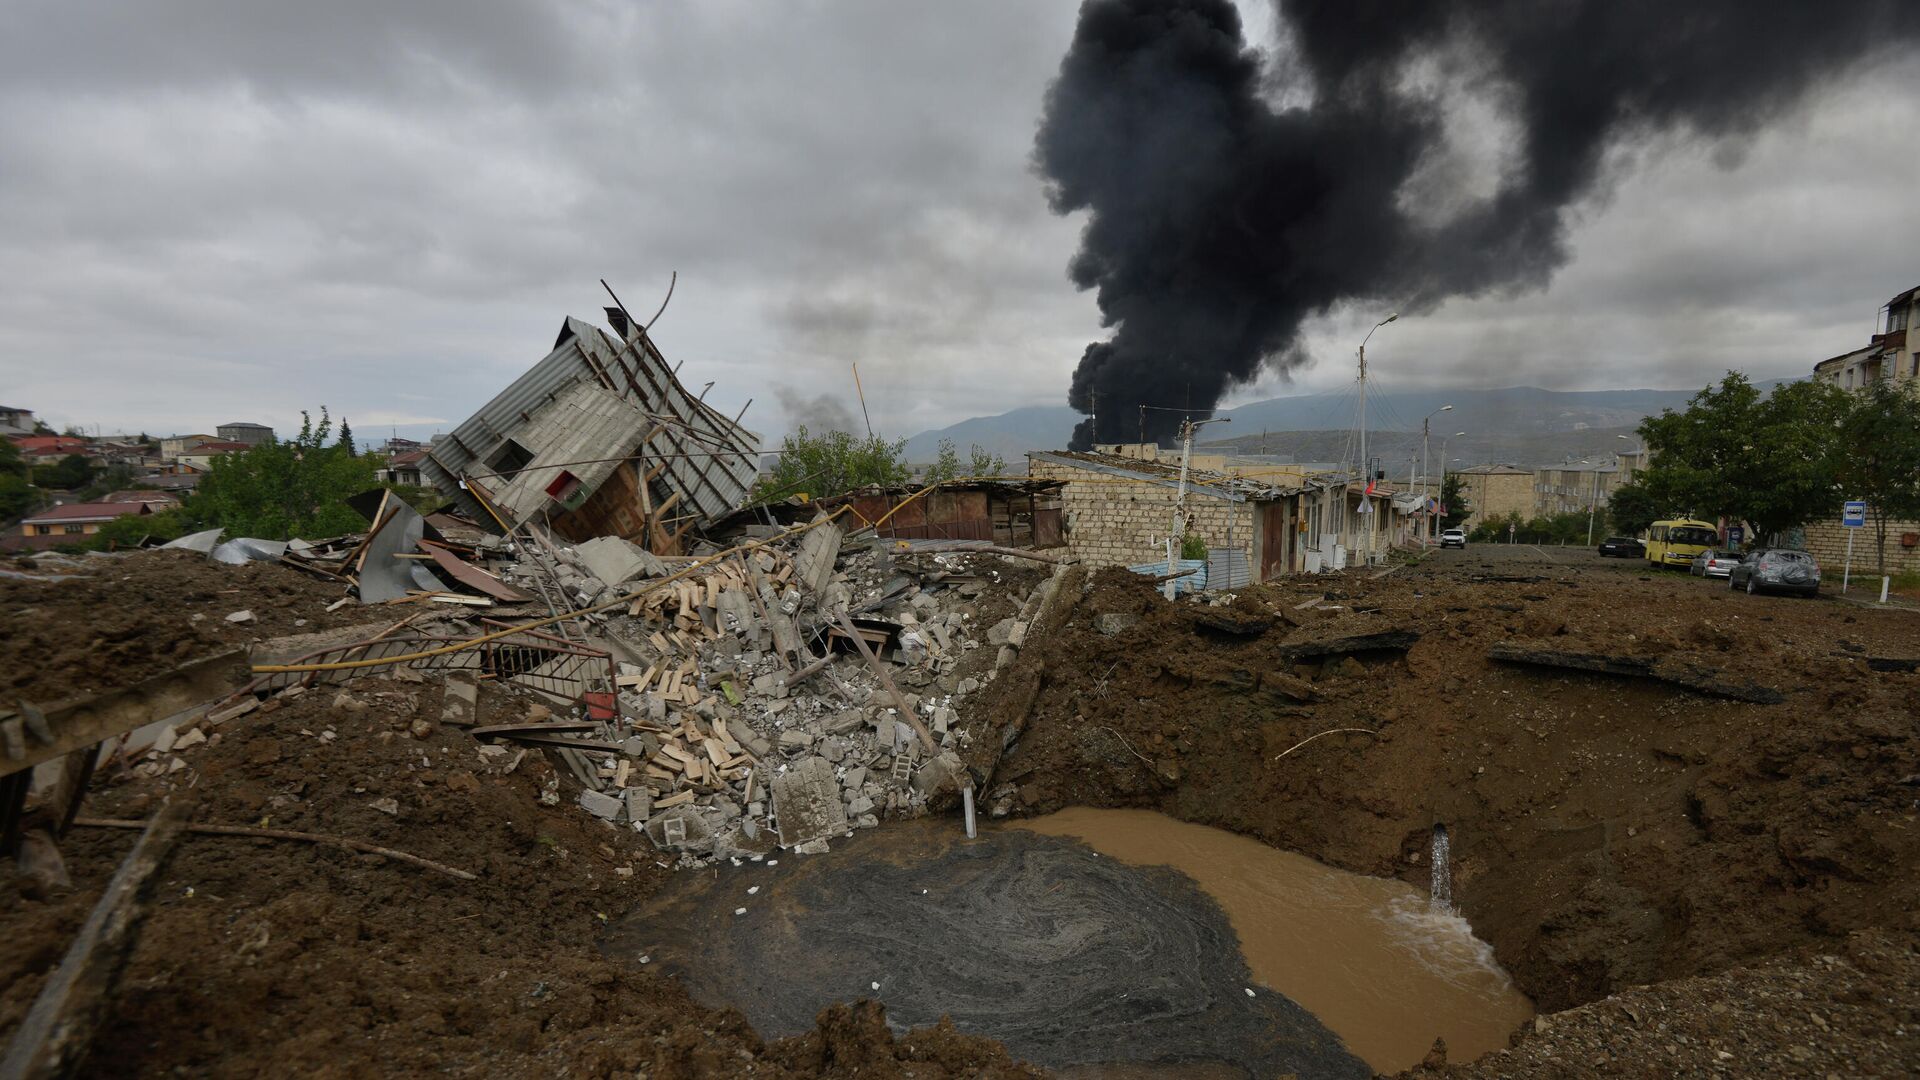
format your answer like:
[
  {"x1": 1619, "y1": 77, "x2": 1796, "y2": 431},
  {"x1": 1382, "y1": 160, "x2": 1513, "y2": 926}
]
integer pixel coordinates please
[
  {"x1": 1167, "y1": 416, "x2": 1229, "y2": 598},
  {"x1": 1356, "y1": 313, "x2": 1397, "y2": 565}
]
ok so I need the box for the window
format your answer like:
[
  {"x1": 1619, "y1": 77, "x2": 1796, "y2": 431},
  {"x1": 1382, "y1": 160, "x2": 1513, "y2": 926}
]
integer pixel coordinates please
[
  {"x1": 63, "y1": 524, "x2": 85, "y2": 535},
  {"x1": 33, "y1": 525, "x2": 51, "y2": 535},
  {"x1": 1889, "y1": 307, "x2": 1909, "y2": 334}
]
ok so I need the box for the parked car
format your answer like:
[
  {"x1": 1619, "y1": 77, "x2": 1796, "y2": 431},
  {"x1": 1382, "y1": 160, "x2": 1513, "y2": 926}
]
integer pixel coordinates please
[
  {"x1": 1440, "y1": 527, "x2": 1467, "y2": 549},
  {"x1": 1689, "y1": 549, "x2": 1739, "y2": 578},
  {"x1": 1597, "y1": 536, "x2": 1645, "y2": 559},
  {"x1": 1727, "y1": 548, "x2": 1821, "y2": 596}
]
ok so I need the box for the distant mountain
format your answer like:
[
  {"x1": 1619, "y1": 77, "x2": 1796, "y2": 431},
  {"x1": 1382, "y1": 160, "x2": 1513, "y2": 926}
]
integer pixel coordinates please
[
  {"x1": 902, "y1": 384, "x2": 1762, "y2": 467},
  {"x1": 900, "y1": 404, "x2": 1082, "y2": 464}
]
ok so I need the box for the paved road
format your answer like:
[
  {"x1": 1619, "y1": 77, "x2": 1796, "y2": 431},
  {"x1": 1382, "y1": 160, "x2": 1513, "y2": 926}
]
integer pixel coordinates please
[{"x1": 1409, "y1": 541, "x2": 1905, "y2": 607}]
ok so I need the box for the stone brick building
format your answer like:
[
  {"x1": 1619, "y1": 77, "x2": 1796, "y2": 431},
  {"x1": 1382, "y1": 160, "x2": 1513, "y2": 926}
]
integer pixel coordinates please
[
  {"x1": 1455, "y1": 465, "x2": 1534, "y2": 527},
  {"x1": 1027, "y1": 450, "x2": 1407, "y2": 578}
]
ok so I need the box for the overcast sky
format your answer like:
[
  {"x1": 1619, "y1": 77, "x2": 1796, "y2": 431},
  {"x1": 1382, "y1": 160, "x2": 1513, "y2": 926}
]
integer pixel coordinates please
[{"x1": 4, "y1": 1, "x2": 1916, "y2": 444}]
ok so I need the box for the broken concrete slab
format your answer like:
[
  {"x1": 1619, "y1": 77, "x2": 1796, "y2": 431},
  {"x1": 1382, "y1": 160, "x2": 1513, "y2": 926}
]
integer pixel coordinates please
[
  {"x1": 572, "y1": 535, "x2": 665, "y2": 588},
  {"x1": 440, "y1": 673, "x2": 479, "y2": 728},
  {"x1": 911, "y1": 750, "x2": 966, "y2": 798},
  {"x1": 1096, "y1": 612, "x2": 1139, "y2": 636},
  {"x1": 792, "y1": 517, "x2": 843, "y2": 597},
  {"x1": 579, "y1": 789, "x2": 624, "y2": 820},
  {"x1": 645, "y1": 806, "x2": 717, "y2": 853},
  {"x1": 772, "y1": 756, "x2": 849, "y2": 848}
]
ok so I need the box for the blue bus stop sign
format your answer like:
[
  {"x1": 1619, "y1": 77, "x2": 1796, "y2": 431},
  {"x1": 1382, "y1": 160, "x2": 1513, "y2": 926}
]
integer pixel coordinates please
[
  {"x1": 1843, "y1": 501, "x2": 1867, "y2": 528},
  {"x1": 1726, "y1": 525, "x2": 1744, "y2": 546}
]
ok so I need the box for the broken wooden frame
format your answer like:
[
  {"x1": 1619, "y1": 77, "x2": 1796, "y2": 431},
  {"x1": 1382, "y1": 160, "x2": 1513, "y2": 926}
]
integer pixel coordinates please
[{"x1": 251, "y1": 622, "x2": 617, "y2": 700}]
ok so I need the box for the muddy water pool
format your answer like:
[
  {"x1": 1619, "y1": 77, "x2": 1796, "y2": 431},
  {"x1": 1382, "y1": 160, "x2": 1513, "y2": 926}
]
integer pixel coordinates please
[
  {"x1": 1021, "y1": 808, "x2": 1533, "y2": 1072},
  {"x1": 611, "y1": 810, "x2": 1529, "y2": 1076}
]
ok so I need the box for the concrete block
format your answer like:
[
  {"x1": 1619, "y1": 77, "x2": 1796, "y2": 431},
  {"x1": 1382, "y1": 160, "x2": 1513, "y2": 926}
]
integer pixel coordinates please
[
  {"x1": 572, "y1": 536, "x2": 665, "y2": 587},
  {"x1": 911, "y1": 751, "x2": 966, "y2": 797},
  {"x1": 579, "y1": 789, "x2": 624, "y2": 820},
  {"x1": 623, "y1": 787, "x2": 652, "y2": 823},
  {"x1": 772, "y1": 756, "x2": 848, "y2": 847},
  {"x1": 1096, "y1": 612, "x2": 1139, "y2": 636},
  {"x1": 779, "y1": 729, "x2": 815, "y2": 751}
]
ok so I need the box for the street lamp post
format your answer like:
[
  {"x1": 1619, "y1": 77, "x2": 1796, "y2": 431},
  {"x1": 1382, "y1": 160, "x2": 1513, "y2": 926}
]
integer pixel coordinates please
[
  {"x1": 1420, "y1": 404, "x2": 1454, "y2": 544},
  {"x1": 1357, "y1": 312, "x2": 1397, "y2": 564},
  {"x1": 1439, "y1": 431, "x2": 1465, "y2": 534}
]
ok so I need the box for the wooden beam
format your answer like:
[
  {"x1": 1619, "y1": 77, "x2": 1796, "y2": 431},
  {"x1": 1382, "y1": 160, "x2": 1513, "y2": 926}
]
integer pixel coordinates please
[{"x1": 0, "y1": 796, "x2": 191, "y2": 1080}]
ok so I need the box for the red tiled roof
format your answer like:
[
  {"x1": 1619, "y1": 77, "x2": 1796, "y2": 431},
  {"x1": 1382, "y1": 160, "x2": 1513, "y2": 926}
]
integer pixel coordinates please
[
  {"x1": 389, "y1": 450, "x2": 428, "y2": 466},
  {"x1": 21, "y1": 502, "x2": 151, "y2": 524},
  {"x1": 10, "y1": 436, "x2": 89, "y2": 453}
]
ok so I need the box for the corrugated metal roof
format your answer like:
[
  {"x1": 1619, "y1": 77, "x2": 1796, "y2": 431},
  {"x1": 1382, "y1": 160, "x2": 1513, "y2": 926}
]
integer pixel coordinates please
[
  {"x1": 421, "y1": 317, "x2": 761, "y2": 529},
  {"x1": 490, "y1": 380, "x2": 650, "y2": 526}
]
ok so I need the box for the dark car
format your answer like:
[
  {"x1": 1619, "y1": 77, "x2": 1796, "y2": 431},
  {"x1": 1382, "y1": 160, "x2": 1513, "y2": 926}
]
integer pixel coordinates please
[
  {"x1": 1727, "y1": 548, "x2": 1821, "y2": 596},
  {"x1": 1597, "y1": 536, "x2": 1645, "y2": 558}
]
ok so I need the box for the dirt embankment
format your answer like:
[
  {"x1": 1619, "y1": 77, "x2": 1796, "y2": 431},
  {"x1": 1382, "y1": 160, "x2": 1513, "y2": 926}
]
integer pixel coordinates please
[
  {"x1": 2, "y1": 550, "x2": 369, "y2": 703},
  {"x1": 966, "y1": 559, "x2": 1920, "y2": 1036},
  {"x1": 1, "y1": 674, "x2": 1038, "y2": 1078}
]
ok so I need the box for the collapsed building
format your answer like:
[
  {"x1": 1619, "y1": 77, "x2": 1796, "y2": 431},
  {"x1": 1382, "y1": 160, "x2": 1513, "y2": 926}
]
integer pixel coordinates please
[{"x1": 420, "y1": 314, "x2": 760, "y2": 554}]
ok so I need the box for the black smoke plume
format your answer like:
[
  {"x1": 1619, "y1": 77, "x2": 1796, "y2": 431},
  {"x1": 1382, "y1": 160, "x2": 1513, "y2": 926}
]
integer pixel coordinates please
[{"x1": 1037, "y1": 0, "x2": 1914, "y2": 449}]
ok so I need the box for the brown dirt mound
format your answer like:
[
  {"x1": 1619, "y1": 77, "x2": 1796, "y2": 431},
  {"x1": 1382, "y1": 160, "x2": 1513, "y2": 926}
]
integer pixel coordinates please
[
  {"x1": 967, "y1": 560, "x2": 1920, "y2": 1024},
  {"x1": 0, "y1": 549, "x2": 365, "y2": 703},
  {"x1": 1, "y1": 678, "x2": 1040, "y2": 1078}
]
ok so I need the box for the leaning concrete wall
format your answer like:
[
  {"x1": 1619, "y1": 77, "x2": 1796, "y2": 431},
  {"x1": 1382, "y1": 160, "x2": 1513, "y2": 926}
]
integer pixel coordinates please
[{"x1": 1028, "y1": 459, "x2": 1255, "y2": 568}]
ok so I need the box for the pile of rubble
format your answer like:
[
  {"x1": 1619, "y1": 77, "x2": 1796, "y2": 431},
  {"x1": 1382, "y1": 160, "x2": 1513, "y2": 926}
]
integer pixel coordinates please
[{"x1": 470, "y1": 517, "x2": 1049, "y2": 867}]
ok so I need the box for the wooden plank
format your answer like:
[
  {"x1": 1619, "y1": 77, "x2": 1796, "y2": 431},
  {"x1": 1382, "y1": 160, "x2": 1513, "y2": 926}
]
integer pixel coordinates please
[
  {"x1": 654, "y1": 790, "x2": 694, "y2": 809},
  {"x1": 1, "y1": 651, "x2": 245, "y2": 780},
  {"x1": 832, "y1": 611, "x2": 937, "y2": 755},
  {"x1": 0, "y1": 796, "x2": 190, "y2": 1079},
  {"x1": 417, "y1": 544, "x2": 532, "y2": 602}
]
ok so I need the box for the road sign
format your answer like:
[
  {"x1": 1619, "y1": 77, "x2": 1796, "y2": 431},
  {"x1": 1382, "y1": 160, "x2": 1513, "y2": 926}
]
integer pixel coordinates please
[
  {"x1": 1726, "y1": 525, "x2": 1744, "y2": 546},
  {"x1": 1842, "y1": 501, "x2": 1866, "y2": 592}
]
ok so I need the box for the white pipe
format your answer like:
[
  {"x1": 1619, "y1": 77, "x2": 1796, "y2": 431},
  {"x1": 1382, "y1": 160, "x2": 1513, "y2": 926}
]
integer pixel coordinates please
[
  {"x1": 962, "y1": 783, "x2": 977, "y2": 839},
  {"x1": 1881, "y1": 576, "x2": 1890, "y2": 604}
]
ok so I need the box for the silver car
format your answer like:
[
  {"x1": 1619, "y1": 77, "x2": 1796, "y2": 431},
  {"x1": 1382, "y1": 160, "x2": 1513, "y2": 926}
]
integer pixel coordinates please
[
  {"x1": 1689, "y1": 549, "x2": 1739, "y2": 578},
  {"x1": 1727, "y1": 548, "x2": 1822, "y2": 596}
]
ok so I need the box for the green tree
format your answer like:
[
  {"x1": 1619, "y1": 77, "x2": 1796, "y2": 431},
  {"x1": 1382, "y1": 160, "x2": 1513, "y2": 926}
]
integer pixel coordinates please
[
  {"x1": 1438, "y1": 473, "x2": 1470, "y2": 529},
  {"x1": 87, "y1": 507, "x2": 193, "y2": 550},
  {"x1": 755, "y1": 426, "x2": 913, "y2": 502},
  {"x1": 0, "y1": 438, "x2": 38, "y2": 522},
  {"x1": 338, "y1": 419, "x2": 355, "y2": 455},
  {"x1": 33, "y1": 453, "x2": 96, "y2": 491},
  {"x1": 1632, "y1": 373, "x2": 1848, "y2": 540},
  {"x1": 967, "y1": 444, "x2": 1006, "y2": 477},
  {"x1": 926, "y1": 438, "x2": 963, "y2": 484},
  {"x1": 1606, "y1": 480, "x2": 1662, "y2": 537},
  {"x1": 193, "y1": 408, "x2": 375, "y2": 539},
  {"x1": 1833, "y1": 380, "x2": 1920, "y2": 575},
  {"x1": 925, "y1": 440, "x2": 1006, "y2": 484}
]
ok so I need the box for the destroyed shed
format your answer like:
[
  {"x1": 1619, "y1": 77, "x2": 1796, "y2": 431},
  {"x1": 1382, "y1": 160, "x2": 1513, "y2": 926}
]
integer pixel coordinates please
[
  {"x1": 421, "y1": 315, "x2": 759, "y2": 554},
  {"x1": 824, "y1": 479, "x2": 1064, "y2": 547}
]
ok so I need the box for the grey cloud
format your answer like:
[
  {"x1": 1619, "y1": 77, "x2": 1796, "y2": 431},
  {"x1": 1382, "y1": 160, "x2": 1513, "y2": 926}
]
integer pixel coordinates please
[{"x1": 0, "y1": 2, "x2": 1914, "y2": 445}]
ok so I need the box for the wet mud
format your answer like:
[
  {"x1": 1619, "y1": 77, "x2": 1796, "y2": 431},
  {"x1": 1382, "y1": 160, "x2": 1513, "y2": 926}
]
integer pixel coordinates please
[
  {"x1": 610, "y1": 820, "x2": 1370, "y2": 1078},
  {"x1": 1021, "y1": 808, "x2": 1533, "y2": 1073}
]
